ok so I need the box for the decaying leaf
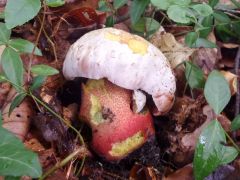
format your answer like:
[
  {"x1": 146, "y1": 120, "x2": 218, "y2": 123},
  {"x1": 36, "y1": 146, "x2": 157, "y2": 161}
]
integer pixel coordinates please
[
  {"x1": 150, "y1": 31, "x2": 195, "y2": 69},
  {"x1": 163, "y1": 164, "x2": 193, "y2": 180},
  {"x1": 2, "y1": 88, "x2": 34, "y2": 140}
]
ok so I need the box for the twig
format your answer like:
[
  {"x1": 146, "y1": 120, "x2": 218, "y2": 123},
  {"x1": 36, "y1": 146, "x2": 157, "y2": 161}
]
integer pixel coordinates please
[
  {"x1": 235, "y1": 46, "x2": 240, "y2": 116},
  {"x1": 27, "y1": 1, "x2": 47, "y2": 82}
]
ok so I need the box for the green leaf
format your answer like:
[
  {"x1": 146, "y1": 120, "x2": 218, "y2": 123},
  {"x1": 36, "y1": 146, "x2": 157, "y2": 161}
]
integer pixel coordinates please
[
  {"x1": 130, "y1": 0, "x2": 150, "y2": 25},
  {"x1": 213, "y1": 11, "x2": 231, "y2": 23},
  {"x1": 30, "y1": 75, "x2": 46, "y2": 91},
  {"x1": 131, "y1": 17, "x2": 160, "y2": 37},
  {"x1": 191, "y1": 38, "x2": 217, "y2": 48},
  {"x1": 151, "y1": 0, "x2": 171, "y2": 10},
  {"x1": 5, "y1": 0, "x2": 41, "y2": 29},
  {"x1": 8, "y1": 39, "x2": 42, "y2": 56},
  {"x1": 8, "y1": 93, "x2": 27, "y2": 116},
  {"x1": 1, "y1": 47, "x2": 24, "y2": 92},
  {"x1": 230, "y1": 0, "x2": 240, "y2": 8},
  {"x1": 204, "y1": 70, "x2": 231, "y2": 115},
  {"x1": 167, "y1": 5, "x2": 192, "y2": 24},
  {"x1": 0, "y1": 127, "x2": 42, "y2": 177},
  {"x1": 185, "y1": 32, "x2": 198, "y2": 47},
  {"x1": 0, "y1": 23, "x2": 11, "y2": 44},
  {"x1": 0, "y1": 74, "x2": 7, "y2": 83},
  {"x1": 231, "y1": 114, "x2": 240, "y2": 131},
  {"x1": 193, "y1": 120, "x2": 238, "y2": 180},
  {"x1": 221, "y1": 146, "x2": 238, "y2": 164},
  {"x1": 191, "y1": 4, "x2": 213, "y2": 17},
  {"x1": 151, "y1": 0, "x2": 191, "y2": 10},
  {"x1": 0, "y1": 11, "x2": 4, "y2": 19},
  {"x1": 185, "y1": 62, "x2": 205, "y2": 89},
  {"x1": 5, "y1": 176, "x2": 21, "y2": 180},
  {"x1": 198, "y1": 15, "x2": 213, "y2": 38},
  {"x1": 98, "y1": 0, "x2": 111, "y2": 12},
  {"x1": 113, "y1": 0, "x2": 127, "y2": 9},
  {"x1": 105, "y1": 16, "x2": 115, "y2": 27},
  {"x1": 31, "y1": 64, "x2": 59, "y2": 76},
  {"x1": 209, "y1": 0, "x2": 219, "y2": 7},
  {"x1": 46, "y1": 0, "x2": 65, "y2": 7}
]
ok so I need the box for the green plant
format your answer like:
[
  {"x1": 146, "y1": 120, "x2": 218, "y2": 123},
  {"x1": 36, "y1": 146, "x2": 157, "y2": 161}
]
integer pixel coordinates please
[
  {"x1": 0, "y1": 0, "x2": 78, "y2": 179},
  {"x1": 193, "y1": 70, "x2": 240, "y2": 180}
]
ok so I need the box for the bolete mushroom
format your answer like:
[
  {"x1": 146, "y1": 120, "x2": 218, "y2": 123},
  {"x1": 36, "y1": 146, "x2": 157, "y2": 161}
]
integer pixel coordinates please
[
  {"x1": 80, "y1": 79, "x2": 154, "y2": 161},
  {"x1": 63, "y1": 28, "x2": 176, "y2": 115},
  {"x1": 63, "y1": 28, "x2": 176, "y2": 161}
]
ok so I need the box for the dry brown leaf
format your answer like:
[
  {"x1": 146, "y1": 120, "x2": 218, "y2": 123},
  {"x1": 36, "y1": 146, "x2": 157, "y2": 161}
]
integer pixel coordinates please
[
  {"x1": 2, "y1": 88, "x2": 34, "y2": 141},
  {"x1": 163, "y1": 164, "x2": 193, "y2": 180},
  {"x1": 150, "y1": 31, "x2": 195, "y2": 69},
  {"x1": 24, "y1": 138, "x2": 45, "y2": 153},
  {"x1": 129, "y1": 164, "x2": 161, "y2": 180}
]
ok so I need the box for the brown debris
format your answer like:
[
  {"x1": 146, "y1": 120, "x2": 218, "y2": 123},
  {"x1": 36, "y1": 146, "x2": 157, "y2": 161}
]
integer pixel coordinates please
[{"x1": 2, "y1": 88, "x2": 34, "y2": 141}]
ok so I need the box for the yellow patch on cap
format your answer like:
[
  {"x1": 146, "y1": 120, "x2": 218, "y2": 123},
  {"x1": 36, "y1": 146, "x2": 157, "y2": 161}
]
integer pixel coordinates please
[
  {"x1": 105, "y1": 31, "x2": 148, "y2": 55},
  {"x1": 109, "y1": 131, "x2": 144, "y2": 157}
]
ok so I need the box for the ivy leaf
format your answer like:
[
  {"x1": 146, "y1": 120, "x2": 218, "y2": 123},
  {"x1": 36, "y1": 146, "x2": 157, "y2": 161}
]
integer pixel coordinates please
[
  {"x1": 231, "y1": 114, "x2": 240, "y2": 131},
  {"x1": 131, "y1": 17, "x2": 160, "y2": 37},
  {"x1": 167, "y1": 5, "x2": 192, "y2": 24},
  {"x1": 0, "y1": 23, "x2": 11, "y2": 44},
  {"x1": 46, "y1": 0, "x2": 65, "y2": 7},
  {"x1": 8, "y1": 93, "x2": 27, "y2": 116},
  {"x1": 30, "y1": 75, "x2": 46, "y2": 91},
  {"x1": 8, "y1": 39, "x2": 42, "y2": 56},
  {"x1": 185, "y1": 62, "x2": 205, "y2": 89},
  {"x1": 209, "y1": 0, "x2": 219, "y2": 7},
  {"x1": 171, "y1": 0, "x2": 191, "y2": 6},
  {"x1": 5, "y1": 0, "x2": 41, "y2": 29},
  {"x1": 130, "y1": 0, "x2": 150, "y2": 25},
  {"x1": 0, "y1": 127, "x2": 42, "y2": 177},
  {"x1": 204, "y1": 70, "x2": 231, "y2": 115},
  {"x1": 191, "y1": 38, "x2": 217, "y2": 48},
  {"x1": 193, "y1": 120, "x2": 238, "y2": 180},
  {"x1": 185, "y1": 32, "x2": 198, "y2": 47},
  {"x1": 31, "y1": 64, "x2": 59, "y2": 76},
  {"x1": 191, "y1": 4, "x2": 213, "y2": 17},
  {"x1": 1, "y1": 47, "x2": 24, "y2": 92},
  {"x1": 113, "y1": 0, "x2": 128, "y2": 9}
]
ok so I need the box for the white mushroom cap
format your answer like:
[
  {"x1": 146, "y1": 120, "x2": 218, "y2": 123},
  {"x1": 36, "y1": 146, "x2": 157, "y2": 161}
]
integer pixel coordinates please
[{"x1": 63, "y1": 28, "x2": 176, "y2": 114}]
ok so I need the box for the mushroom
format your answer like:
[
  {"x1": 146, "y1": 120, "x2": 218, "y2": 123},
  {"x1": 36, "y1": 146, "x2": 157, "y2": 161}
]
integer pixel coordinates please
[
  {"x1": 63, "y1": 28, "x2": 176, "y2": 115},
  {"x1": 80, "y1": 79, "x2": 154, "y2": 161},
  {"x1": 62, "y1": 28, "x2": 176, "y2": 161}
]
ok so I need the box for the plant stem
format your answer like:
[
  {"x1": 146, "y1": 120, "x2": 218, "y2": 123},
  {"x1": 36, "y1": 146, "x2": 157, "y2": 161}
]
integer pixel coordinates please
[
  {"x1": 224, "y1": 130, "x2": 240, "y2": 153},
  {"x1": 27, "y1": 0, "x2": 47, "y2": 82},
  {"x1": 39, "y1": 148, "x2": 83, "y2": 180},
  {"x1": 3, "y1": 77, "x2": 86, "y2": 178}
]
